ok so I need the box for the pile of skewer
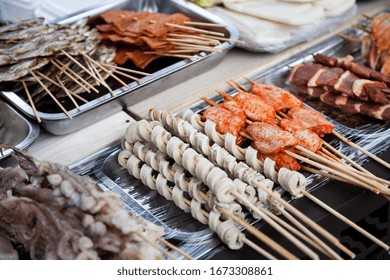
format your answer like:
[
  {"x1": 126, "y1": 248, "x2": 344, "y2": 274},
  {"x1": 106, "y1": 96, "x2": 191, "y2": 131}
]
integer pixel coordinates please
[
  {"x1": 200, "y1": 78, "x2": 390, "y2": 197},
  {"x1": 117, "y1": 105, "x2": 389, "y2": 260},
  {"x1": 96, "y1": 10, "x2": 240, "y2": 69},
  {"x1": 0, "y1": 18, "x2": 150, "y2": 122}
]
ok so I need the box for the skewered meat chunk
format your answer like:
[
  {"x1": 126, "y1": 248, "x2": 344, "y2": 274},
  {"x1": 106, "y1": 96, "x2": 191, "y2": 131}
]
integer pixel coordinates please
[
  {"x1": 247, "y1": 122, "x2": 298, "y2": 155},
  {"x1": 250, "y1": 83, "x2": 303, "y2": 111},
  {"x1": 289, "y1": 63, "x2": 323, "y2": 86},
  {"x1": 370, "y1": 12, "x2": 390, "y2": 53},
  {"x1": 231, "y1": 91, "x2": 276, "y2": 123},
  {"x1": 219, "y1": 100, "x2": 247, "y2": 120},
  {"x1": 279, "y1": 119, "x2": 323, "y2": 153},
  {"x1": 320, "y1": 92, "x2": 390, "y2": 121},
  {"x1": 203, "y1": 105, "x2": 246, "y2": 138},
  {"x1": 257, "y1": 152, "x2": 300, "y2": 171},
  {"x1": 287, "y1": 107, "x2": 334, "y2": 136},
  {"x1": 313, "y1": 53, "x2": 390, "y2": 83}
]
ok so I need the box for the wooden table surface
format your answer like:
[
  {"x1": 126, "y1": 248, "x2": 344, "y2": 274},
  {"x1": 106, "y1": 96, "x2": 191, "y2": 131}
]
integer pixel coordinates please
[{"x1": 27, "y1": 0, "x2": 390, "y2": 166}]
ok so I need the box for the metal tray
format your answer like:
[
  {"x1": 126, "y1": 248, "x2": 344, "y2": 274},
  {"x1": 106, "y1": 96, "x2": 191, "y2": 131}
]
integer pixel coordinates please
[
  {"x1": 0, "y1": 0, "x2": 238, "y2": 135},
  {"x1": 0, "y1": 99, "x2": 39, "y2": 161}
]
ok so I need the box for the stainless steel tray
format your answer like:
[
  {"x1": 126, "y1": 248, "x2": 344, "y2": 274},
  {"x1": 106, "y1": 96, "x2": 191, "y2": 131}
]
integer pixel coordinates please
[
  {"x1": 0, "y1": 0, "x2": 238, "y2": 135},
  {"x1": 0, "y1": 99, "x2": 39, "y2": 160}
]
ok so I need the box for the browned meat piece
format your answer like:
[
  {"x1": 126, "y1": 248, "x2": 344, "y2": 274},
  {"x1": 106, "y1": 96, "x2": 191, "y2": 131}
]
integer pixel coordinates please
[
  {"x1": 203, "y1": 105, "x2": 246, "y2": 138},
  {"x1": 307, "y1": 67, "x2": 344, "y2": 88},
  {"x1": 114, "y1": 48, "x2": 160, "y2": 68},
  {"x1": 250, "y1": 83, "x2": 303, "y2": 111},
  {"x1": 289, "y1": 63, "x2": 323, "y2": 86},
  {"x1": 257, "y1": 152, "x2": 301, "y2": 171},
  {"x1": 320, "y1": 92, "x2": 390, "y2": 121},
  {"x1": 279, "y1": 119, "x2": 323, "y2": 153},
  {"x1": 287, "y1": 107, "x2": 334, "y2": 136},
  {"x1": 247, "y1": 122, "x2": 298, "y2": 155}
]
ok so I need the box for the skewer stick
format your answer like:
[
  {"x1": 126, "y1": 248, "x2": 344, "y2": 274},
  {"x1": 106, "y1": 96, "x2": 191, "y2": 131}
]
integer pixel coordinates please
[
  {"x1": 200, "y1": 34, "x2": 245, "y2": 44},
  {"x1": 166, "y1": 37, "x2": 217, "y2": 46},
  {"x1": 332, "y1": 130, "x2": 390, "y2": 170},
  {"x1": 22, "y1": 81, "x2": 41, "y2": 123},
  {"x1": 86, "y1": 57, "x2": 117, "y2": 97},
  {"x1": 295, "y1": 145, "x2": 389, "y2": 193},
  {"x1": 302, "y1": 190, "x2": 389, "y2": 251},
  {"x1": 143, "y1": 51, "x2": 198, "y2": 59},
  {"x1": 60, "y1": 50, "x2": 106, "y2": 86},
  {"x1": 157, "y1": 237, "x2": 193, "y2": 260},
  {"x1": 173, "y1": 42, "x2": 222, "y2": 52},
  {"x1": 322, "y1": 144, "x2": 390, "y2": 185},
  {"x1": 135, "y1": 230, "x2": 178, "y2": 260},
  {"x1": 53, "y1": 58, "x2": 99, "y2": 93},
  {"x1": 80, "y1": 51, "x2": 131, "y2": 91},
  {"x1": 301, "y1": 166, "x2": 351, "y2": 183},
  {"x1": 164, "y1": 22, "x2": 225, "y2": 37},
  {"x1": 101, "y1": 63, "x2": 152, "y2": 76},
  {"x1": 263, "y1": 205, "x2": 334, "y2": 258},
  {"x1": 168, "y1": 33, "x2": 221, "y2": 45},
  {"x1": 29, "y1": 70, "x2": 73, "y2": 120},
  {"x1": 50, "y1": 59, "x2": 93, "y2": 94},
  {"x1": 285, "y1": 150, "x2": 380, "y2": 194},
  {"x1": 83, "y1": 56, "x2": 100, "y2": 85},
  {"x1": 338, "y1": 33, "x2": 362, "y2": 44},
  {"x1": 56, "y1": 76, "x2": 80, "y2": 110},
  {"x1": 184, "y1": 21, "x2": 226, "y2": 28},
  {"x1": 108, "y1": 67, "x2": 144, "y2": 83}
]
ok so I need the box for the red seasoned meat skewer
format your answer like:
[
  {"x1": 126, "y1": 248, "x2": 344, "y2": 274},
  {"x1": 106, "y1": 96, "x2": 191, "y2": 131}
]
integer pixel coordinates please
[
  {"x1": 287, "y1": 107, "x2": 334, "y2": 137},
  {"x1": 217, "y1": 90, "x2": 276, "y2": 124},
  {"x1": 248, "y1": 82, "x2": 303, "y2": 112}
]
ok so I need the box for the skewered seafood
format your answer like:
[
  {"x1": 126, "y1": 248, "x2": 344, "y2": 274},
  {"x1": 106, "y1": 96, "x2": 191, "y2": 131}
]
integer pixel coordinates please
[{"x1": 0, "y1": 145, "x2": 164, "y2": 260}]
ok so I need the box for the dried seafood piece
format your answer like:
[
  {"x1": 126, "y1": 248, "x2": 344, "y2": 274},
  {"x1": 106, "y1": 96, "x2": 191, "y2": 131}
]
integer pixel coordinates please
[
  {"x1": 0, "y1": 145, "x2": 164, "y2": 260},
  {"x1": 0, "y1": 18, "x2": 44, "y2": 34}
]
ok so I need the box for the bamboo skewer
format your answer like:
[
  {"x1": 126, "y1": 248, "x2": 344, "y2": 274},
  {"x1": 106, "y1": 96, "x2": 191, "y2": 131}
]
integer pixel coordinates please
[
  {"x1": 338, "y1": 33, "x2": 362, "y2": 44},
  {"x1": 332, "y1": 130, "x2": 390, "y2": 170},
  {"x1": 135, "y1": 230, "x2": 178, "y2": 260},
  {"x1": 50, "y1": 59, "x2": 93, "y2": 94},
  {"x1": 52, "y1": 58, "x2": 99, "y2": 93},
  {"x1": 56, "y1": 76, "x2": 80, "y2": 110},
  {"x1": 164, "y1": 22, "x2": 225, "y2": 37},
  {"x1": 184, "y1": 21, "x2": 227, "y2": 28},
  {"x1": 200, "y1": 34, "x2": 245, "y2": 44},
  {"x1": 101, "y1": 63, "x2": 152, "y2": 76},
  {"x1": 144, "y1": 51, "x2": 198, "y2": 59},
  {"x1": 168, "y1": 33, "x2": 221, "y2": 45},
  {"x1": 157, "y1": 237, "x2": 193, "y2": 260},
  {"x1": 22, "y1": 81, "x2": 41, "y2": 123},
  {"x1": 85, "y1": 57, "x2": 116, "y2": 97},
  {"x1": 29, "y1": 70, "x2": 73, "y2": 119},
  {"x1": 60, "y1": 50, "x2": 106, "y2": 86},
  {"x1": 80, "y1": 51, "x2": 131, "y2": 91}
]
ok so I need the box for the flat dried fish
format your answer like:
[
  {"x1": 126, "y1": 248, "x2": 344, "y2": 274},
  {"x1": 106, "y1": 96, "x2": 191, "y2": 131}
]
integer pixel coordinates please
[
  {"x1": 0, "y1": 58, "x2": 49, "y2": 82},
  {"x1": 0, "y1": 18, "x2": 44, "y2": 34}
]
